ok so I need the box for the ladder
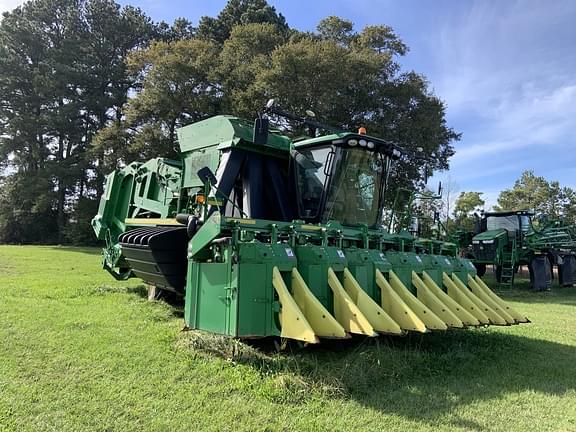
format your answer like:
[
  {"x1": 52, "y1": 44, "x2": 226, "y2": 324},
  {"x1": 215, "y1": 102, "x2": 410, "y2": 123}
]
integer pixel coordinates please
[{"x1": 499, "y1": 238, "x2": 516, "y2": 289}]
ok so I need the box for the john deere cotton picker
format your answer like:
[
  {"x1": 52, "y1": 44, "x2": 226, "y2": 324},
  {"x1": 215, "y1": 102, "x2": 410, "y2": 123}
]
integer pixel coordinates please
[{"x1": 91, "y1": 104, "x2": 529, "y2": 344}]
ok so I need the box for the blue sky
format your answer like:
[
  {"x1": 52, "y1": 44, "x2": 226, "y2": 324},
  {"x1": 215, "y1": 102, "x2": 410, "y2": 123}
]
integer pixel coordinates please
[{"x1": 2, "y1": 0, "x2": 575, "y2": 208}]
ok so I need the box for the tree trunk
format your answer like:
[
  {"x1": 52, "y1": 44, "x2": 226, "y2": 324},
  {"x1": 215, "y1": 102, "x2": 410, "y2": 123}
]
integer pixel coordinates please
[
  {"x1": 56, "y1": 134, "x2": 66, "y2": 244},
  {"x1": 57, "y1": 183, "x2": 66, "y2": 244},
  {"x1": 95, "y1": 108, "x2": 108, "y2": 201}
]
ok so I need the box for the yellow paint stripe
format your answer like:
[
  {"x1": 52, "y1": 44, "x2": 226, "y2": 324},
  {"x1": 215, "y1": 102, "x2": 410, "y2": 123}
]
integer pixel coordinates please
[{"x1": 300, "y1": 225, "x2": 323, "y2": 231}]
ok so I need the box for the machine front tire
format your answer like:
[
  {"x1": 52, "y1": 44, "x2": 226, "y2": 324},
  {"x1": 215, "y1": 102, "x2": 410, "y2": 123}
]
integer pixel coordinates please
[
  {"x1": 495, "y1": 265, "x2": 502, "y2": 283},
  {"x1": 529, "y1": 255, "x2": 553, "y2": 291},
  {"x1": 474, "y1": 263, "x2": 487, "y2": 278}
]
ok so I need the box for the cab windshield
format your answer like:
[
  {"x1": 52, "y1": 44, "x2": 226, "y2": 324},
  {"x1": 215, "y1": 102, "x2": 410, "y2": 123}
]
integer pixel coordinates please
[
  {"x1": 486, "y1": 215, "x2": 531, "y2": 232},
  {"x1": 294, "y1": 146, "x2": 386, "y2": 226}
]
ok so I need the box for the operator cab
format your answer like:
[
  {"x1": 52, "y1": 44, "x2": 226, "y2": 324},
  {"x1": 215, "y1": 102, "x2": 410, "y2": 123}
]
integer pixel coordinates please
[
  {"x1": 292, "y1": 132, "x2": 401, "y2": 227},
  {"x1": 481, "y1": 210, "x2": 534, "y2": 234}
]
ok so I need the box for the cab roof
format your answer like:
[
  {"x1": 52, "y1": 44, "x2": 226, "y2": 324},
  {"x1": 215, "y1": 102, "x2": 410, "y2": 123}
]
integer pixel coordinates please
[
  {"x1": 293, "y1": 132, "x2": 402, "y2": 159},
  {"x1": 483, "y1": 210, "x2": 534, "y2": 217}
]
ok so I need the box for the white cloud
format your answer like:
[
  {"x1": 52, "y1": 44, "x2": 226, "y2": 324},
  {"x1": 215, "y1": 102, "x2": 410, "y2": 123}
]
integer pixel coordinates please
[
  {"x1": 427, "y1": 0, "x2": 576, "y2": 192},
  {"x1": 479, "y1": 190, "x2": 501, "y2": 211},
  {"x1": 434, "y1": 1, "x2": 576, "y2": 111},
  {"x1": 0, "y1": 0, "x2": 24, "y2": 14},
  {"x1": 452, "y1": 83, "x2": 576, "y2": 164}
]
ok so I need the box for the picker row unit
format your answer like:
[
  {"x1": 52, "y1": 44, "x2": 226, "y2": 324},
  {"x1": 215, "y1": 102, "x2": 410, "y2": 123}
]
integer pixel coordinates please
[{"x1": 92, "y1": 114, "x2": 529, "y2": 344}]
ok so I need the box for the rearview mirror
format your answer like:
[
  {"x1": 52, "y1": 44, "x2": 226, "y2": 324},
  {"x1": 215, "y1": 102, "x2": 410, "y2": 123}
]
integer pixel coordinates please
[{"x1": 197, "y1": 166, "x2": 217, "y2": 186}]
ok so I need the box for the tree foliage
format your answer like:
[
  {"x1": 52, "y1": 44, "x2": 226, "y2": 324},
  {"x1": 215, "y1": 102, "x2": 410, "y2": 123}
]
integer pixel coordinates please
[
  {"x1": 0, "y1": 0, "x2": 159, "y2": 243},
  {"x1": 453, "y1": 191, "x2": 485, "y2": 230},
  {"x1": 454, "y1": 192, "x2": 485, "y2": 218},
  {"x1": 93, "y1": 38, "x2": 221, "y2": 164},
  {"x1": 0, "y1": 0, "x2": 460, "y2": 244},
  {"x1": 197, "y1": 0, "x2": 288, "y2": 44},
  {"x1": 414, "y1": 189, "x2": 444, "y2": 239},
  {"x1": 110, "y1": 11, "x2": 459, "y2": 200},
  {"x1": 496, "y1": 171, "x2": 576, "y2": 222}
]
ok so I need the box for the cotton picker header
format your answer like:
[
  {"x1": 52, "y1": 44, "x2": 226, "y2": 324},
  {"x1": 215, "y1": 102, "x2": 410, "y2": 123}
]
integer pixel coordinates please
[{"x1": 92, "y1": 103, "x2": 528, "y2": 344}]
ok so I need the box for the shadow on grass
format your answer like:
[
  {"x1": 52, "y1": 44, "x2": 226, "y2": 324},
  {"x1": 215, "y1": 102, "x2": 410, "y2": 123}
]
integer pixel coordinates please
[
  {"x1": 509, "y1": 293, "x2": 576, "y2": 306},
  {"x1": 43, "y1": 245, "x2": 102, "y2": 255},
  {"x1": 93, "y1": 270, "x2": 576, "y2": 426},
  {"x1": 481, "y1": 274, "x2": 576, "y2": 305},
  {"x1": 90, "y1": 275, "x2": 576, "y2": 427},
  {"x1": 87, "y1": 284, "x2": 149, "y2": 298},
  {"x1": 126, "y1": 283, "x2": 186, "y2": 318},
  {"x1": 177, "y1": 328, "x2": 576, "y2": 427},
  {"x1": 114, "y1": 270, "x2": 576, "y2": 426},
  {"x1": 495, "y1": 286, "x2": 576, "y2": 306}
]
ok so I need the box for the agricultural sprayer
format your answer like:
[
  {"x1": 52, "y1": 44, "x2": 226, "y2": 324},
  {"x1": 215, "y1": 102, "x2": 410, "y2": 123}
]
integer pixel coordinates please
[
  {"x1": 461, "y1": 211, "x2": 576, "y2": 290},
  {"x1": 92, "y1": 105, "x2": 528, "y2": 344}
]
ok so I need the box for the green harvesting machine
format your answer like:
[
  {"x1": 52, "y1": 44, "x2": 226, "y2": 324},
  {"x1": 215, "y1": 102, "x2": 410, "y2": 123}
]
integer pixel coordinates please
[
  {"x1": 461, "y1": 211, "x2": 576, "y2": 290},
  {"x1": 92, "y1": 106, "x2": 528, "y2": 344}
]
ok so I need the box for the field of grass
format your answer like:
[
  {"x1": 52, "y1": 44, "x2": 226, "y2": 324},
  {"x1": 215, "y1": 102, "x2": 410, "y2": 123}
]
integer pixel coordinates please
[{"x1": 1, "y1": 245, "x2": 576, "y2": 432}]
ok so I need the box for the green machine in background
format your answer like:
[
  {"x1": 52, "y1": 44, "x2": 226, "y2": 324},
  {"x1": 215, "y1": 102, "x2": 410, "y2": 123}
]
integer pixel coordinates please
[
  {"x1": 92, "y1": 104, "x2": 529, "y2": 344},
  {"x1": 461, "y1": 211, "x2": 576, "y2": 290}
]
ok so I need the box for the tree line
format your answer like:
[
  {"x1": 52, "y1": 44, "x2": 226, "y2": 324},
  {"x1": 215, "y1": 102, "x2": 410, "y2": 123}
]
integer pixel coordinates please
[
  {"x1": 431, "y1": 170, "x2": 576, "y2": 233},
  {"x1": 0, "y1": 0, "x2": 459, "y2": 244}
]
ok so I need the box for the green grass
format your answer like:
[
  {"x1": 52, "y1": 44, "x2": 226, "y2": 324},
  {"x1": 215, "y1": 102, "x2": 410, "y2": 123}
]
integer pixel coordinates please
[{"x1": 1, "y1": 245, "x2": 575, "y2": 432}]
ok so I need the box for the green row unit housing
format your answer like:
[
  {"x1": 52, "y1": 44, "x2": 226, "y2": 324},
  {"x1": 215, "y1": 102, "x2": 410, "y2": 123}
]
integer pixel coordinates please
[
  {"x1": 184, "y1": 238, "x2": 477, "y2": 338},
  {"x1": 186, "y1": 242, "x2": 295, "y2": 338}
]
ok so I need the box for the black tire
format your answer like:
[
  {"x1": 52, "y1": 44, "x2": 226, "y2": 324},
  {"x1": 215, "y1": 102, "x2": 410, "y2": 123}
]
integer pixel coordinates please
[
  {"x1": 495, "y1": 265, "x2": 502, "y2": 283},
  {"x1": 187, "y1": 216, "x2": 199, "y2": 238},
  {"x1": 529, "y1": 255, "x2": 553, "y2": 291},
  {"x1": 474, "y1": 263, "x2": 487, "y2": 278}
]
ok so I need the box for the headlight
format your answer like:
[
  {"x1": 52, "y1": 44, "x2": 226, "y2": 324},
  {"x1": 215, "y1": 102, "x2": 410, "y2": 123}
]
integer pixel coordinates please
[
  {"x1": 367, "y1": 141, "x2": 375, "y2": 149},
  {"x1": 348, "y1": 139, "x2": 358, "y2": 146},
  {"x1": 482, "y1": 240, "x2": 494, "y2": 244},
  {"x1": 472, "y1": 240, "x2": 480, "y2": 244},
  {"x1": 359, "y1": 139, "x2": 367, "y2": 147}
]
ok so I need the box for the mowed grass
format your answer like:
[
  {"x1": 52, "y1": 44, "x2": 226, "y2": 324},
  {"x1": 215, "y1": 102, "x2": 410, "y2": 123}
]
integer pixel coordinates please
[{"x1": 1, "y1": 246, "x2": 576, "y2": 432}]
